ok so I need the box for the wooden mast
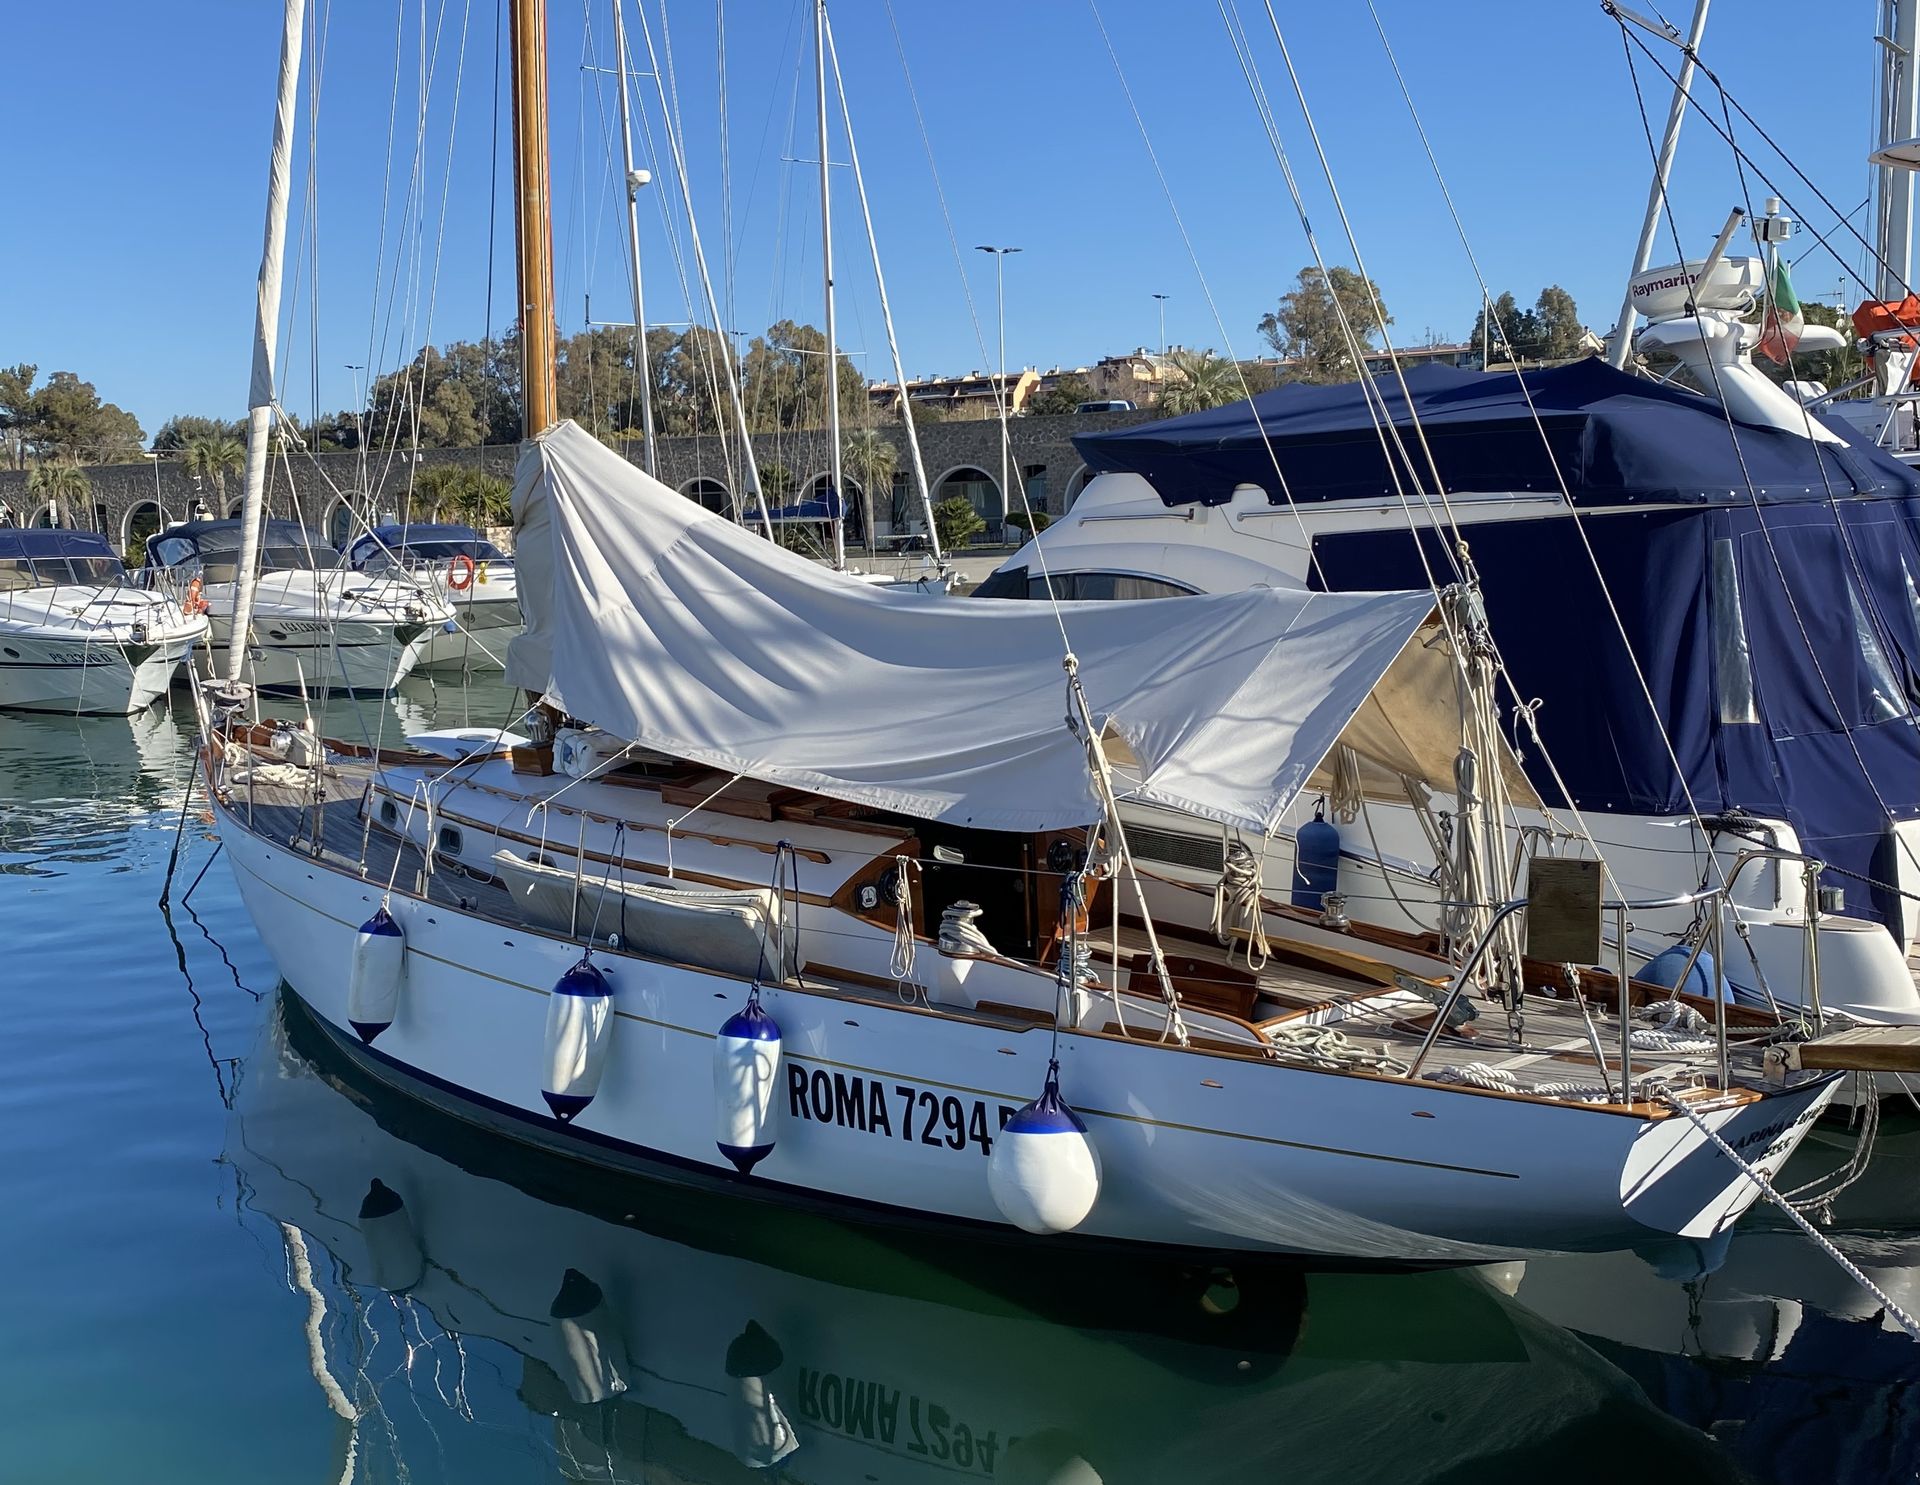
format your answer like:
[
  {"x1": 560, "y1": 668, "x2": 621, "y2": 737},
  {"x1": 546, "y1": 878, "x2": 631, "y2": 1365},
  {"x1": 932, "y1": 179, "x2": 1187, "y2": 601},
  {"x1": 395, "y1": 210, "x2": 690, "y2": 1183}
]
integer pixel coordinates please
[{"x1": 511, "y1": 0, "x2": 559, "y2": 438}]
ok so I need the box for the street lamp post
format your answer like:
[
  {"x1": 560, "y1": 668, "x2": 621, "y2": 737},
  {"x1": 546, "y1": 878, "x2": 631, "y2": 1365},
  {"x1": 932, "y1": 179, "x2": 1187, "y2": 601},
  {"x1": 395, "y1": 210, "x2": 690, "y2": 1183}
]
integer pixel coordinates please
[
  {"x1": 1152, "y1": 292, "x2": 1169, "y2": 355},
  {"x1": 976, "y1": 244, "x2": 1021, "y2": 532}
]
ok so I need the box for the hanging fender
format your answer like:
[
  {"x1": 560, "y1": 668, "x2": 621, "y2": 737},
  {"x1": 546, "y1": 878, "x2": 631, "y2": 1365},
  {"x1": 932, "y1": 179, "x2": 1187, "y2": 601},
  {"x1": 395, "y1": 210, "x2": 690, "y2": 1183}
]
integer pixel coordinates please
[
  {"x1": 713, "y1": 991, "x2": 782, "y2": 1174},
  {"x1": 347, "y1": 905, "x2": 405, "y2": 1043},
  {"x1": 542, "y1": 957, "x2": 615, "y2": 1123},
  {"x1": 986, "y1": 1060, "x2": 1102, "y2": 1235}
]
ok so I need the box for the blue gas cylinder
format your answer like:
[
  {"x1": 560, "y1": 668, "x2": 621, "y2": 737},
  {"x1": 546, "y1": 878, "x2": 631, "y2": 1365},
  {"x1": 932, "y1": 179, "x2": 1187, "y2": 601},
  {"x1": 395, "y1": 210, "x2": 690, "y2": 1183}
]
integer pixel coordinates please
[
  {"x1": 1292, "y1": 804, "x2": 1341, "y2": 910},
  {"x1": 1640, "y1": 943, "x2": 1728, "y2": 1001}
]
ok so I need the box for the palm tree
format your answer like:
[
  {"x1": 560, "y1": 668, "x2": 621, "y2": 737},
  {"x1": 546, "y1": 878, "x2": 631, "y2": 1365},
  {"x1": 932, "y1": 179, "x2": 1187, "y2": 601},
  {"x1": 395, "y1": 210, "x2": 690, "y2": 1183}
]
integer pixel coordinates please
[
  {"x1": 25, "y1": 459, "x2": 90, "y2": 529},
  {"x1": 841, "y1": 428, "x2": 898, "y2": 552},
  {"x1": 181, "y1": 431, "x2": 247, "y2": 512},
  {"x1": 1157, "y1": 349, "x2": 1244, "y2": 417}
]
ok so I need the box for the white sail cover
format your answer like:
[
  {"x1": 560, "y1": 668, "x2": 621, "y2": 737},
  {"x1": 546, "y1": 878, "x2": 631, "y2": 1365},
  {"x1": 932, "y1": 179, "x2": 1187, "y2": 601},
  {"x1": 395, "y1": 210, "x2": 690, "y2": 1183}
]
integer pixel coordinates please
[{"x1": 509, "y1": 422, "x2": 1440, "y2": 834}]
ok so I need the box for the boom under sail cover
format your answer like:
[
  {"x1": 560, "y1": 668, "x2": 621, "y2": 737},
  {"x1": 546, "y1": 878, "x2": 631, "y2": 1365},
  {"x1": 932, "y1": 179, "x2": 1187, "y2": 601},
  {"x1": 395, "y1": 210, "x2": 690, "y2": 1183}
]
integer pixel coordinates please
[{"x1": 508, "y1": 422, "x2": 1439, "y2": 835}]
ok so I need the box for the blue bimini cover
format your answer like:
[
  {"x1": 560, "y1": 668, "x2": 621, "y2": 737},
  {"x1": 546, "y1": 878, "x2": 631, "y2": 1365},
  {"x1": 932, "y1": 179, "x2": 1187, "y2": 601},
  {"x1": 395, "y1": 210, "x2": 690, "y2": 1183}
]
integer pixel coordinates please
[
  {"x1": 1074, "y1": 358, "x2": 1920, "y2": 510},
  {"x1": 1076, "y1": 360, "x2": 1920, "y2": 933},
  {"x1": 0, "y1": 528, "x2": 118, "y2": 561}
]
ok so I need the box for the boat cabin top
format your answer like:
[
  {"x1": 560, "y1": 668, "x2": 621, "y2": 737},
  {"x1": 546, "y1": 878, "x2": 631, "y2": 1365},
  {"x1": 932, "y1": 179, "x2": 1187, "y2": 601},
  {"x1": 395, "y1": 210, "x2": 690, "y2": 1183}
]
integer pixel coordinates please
[
  {"x1": 0, "y1": 529, "x2": 126, "y2": 591},
  {"x1": 344, "y1": 523, "x2": 510, "y2": 572},
  {"x1": 146, "y1": 519, "x2": 325, "y2": 580}
]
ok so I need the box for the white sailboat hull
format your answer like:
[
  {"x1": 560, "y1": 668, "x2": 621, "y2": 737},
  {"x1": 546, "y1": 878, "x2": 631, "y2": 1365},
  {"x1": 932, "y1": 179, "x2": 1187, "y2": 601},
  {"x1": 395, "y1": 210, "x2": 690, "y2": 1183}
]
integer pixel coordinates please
[{"x1": 216, "y1": 796, "x2": 1840, "y2": 1263}]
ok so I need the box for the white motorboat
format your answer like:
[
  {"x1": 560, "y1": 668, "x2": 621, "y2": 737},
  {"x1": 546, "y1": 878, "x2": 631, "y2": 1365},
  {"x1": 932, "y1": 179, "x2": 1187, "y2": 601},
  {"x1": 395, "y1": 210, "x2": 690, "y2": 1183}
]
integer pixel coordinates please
[
  {"x1": 342, "y1": 522, "x2": 522, "y2": 672},
  {"x1": 143, "y1": 518, "x2": 450, "y2": 695},
  {"x1": 0, "y1": 528, "x2": 206, "y2": 714},
  {"x1": 199, "y1": 422, "x2": 1843, "y2": 1264}
]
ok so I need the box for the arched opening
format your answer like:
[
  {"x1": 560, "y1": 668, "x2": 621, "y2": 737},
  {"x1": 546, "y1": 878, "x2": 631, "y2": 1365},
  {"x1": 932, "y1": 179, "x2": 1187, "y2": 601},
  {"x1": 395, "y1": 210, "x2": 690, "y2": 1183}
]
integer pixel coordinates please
[
  {"x1": 226, "y1": 497, "x2": 247, "y2": 519},
  {"x1": 123, "y1": 501, "x2": 166, "y2": 561},
  {"x1": 323, "y1": 498, "x2": 354, "y2": 550},
  {"x1": 30, "y1": 500, "x2": 63, "y2": 530},
  {"x1": 931, "y1": 466, "x2": 1004, "y2": 545},
  {"x1": 798, "y1": 472, "x2": 866, "y2": 548},
  {"x1": 679, "y1": 477, "x2": 732, "y2": 516},
  {"x1": 1063, "y1": 464, "x2": 1096, "y2": 510}
]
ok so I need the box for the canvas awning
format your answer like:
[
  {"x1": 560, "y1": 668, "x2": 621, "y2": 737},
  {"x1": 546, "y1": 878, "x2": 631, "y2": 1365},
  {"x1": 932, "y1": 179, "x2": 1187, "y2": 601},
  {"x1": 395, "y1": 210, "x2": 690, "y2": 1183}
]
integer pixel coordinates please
[{"x1": 508, "y1": 422, "x2": 1465, "y2": 835}]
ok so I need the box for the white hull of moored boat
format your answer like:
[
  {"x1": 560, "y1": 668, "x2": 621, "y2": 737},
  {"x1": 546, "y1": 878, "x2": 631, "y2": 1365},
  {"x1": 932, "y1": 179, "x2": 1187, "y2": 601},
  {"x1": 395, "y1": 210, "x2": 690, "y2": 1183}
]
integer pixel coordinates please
[
  {"x1": 0, "y1": 624, "x2": 202, "y2": 714},
  {"x1": 197, "y1": 611, "x2": 433, "y2": 695},
  {"x1": 413, "y1": 594, "x2": 523, "y2": 672},
  {"x1": 214, "y1": 791, "x2": 1840, "y2": 1263}
]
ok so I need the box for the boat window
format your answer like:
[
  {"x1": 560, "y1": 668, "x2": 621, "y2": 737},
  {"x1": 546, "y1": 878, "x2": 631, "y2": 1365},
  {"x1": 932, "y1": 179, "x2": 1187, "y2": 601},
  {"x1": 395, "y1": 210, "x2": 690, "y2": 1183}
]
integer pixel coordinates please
[
  {"x1": 0, "y1": 560, "x2": 32, "y2": 592},
  {"x1": 437, "y1": 824, "x2": 464, "y2": 855},
  {"x1": 1028, "y1": 572, "x2": 1195, "y2": 601},
  {"x1": 1848, "y1": 583, "x2": 1908, "y2": 722},
  {"x1": 1710, "y1": 539, "x2": 1758, "y2": 724},
  {"x1": 970, "y1": 565, "x2": 1027, "y2": 599},
  {"x1": 0, "y1": 555, "x2": 122, "y2": 589},
  {"x1": 258, "y1": 544, "x2": 320, "y2": 572},
  {"x1": 152, "y1": 537, "x2": 197, "y2": 568}
]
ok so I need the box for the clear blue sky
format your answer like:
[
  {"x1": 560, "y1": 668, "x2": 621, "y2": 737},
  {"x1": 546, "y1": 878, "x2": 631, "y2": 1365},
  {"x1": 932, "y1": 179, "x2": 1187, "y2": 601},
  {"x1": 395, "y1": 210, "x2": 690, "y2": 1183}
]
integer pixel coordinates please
[{"x1": 0, "y1": 0, "x2": 1887, "y2": 438}]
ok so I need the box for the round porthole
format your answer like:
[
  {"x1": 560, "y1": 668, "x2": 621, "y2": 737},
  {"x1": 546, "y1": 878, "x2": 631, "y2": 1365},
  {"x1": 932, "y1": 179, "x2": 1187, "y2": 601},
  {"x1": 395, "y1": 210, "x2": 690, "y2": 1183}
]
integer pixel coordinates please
[{"x1": 1, "y1": 648, "x2": 16, "y2": 659}]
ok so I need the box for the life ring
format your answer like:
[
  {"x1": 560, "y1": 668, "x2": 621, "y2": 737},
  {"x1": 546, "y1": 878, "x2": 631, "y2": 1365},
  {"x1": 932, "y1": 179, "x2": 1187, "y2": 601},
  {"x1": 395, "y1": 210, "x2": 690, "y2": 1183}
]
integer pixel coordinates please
[
  {"x1": 182, "y1": 577, "x2": 209, "y2": 617},
  {"x1": 447, "y1": 554, "x2": 476, "y2": 592}
]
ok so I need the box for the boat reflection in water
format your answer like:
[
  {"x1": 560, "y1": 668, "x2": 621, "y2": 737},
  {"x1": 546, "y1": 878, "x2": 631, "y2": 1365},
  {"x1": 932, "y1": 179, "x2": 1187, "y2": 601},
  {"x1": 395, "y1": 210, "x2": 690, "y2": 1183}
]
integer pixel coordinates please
[
  {"x1": 230, "y1": 990, "x2": 1746, "y2": 1485},
  {"x1": 1512, "y1": 1111, "x2": 1920, "y2": 1484}
]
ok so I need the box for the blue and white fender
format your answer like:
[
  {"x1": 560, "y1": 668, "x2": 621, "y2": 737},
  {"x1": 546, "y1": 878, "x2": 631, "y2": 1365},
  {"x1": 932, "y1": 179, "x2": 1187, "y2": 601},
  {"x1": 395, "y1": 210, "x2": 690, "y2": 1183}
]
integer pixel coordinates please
[
  {"x1": 347, "y1": 904, "x2": 405, "y2": 1044},
  {"x1": 357, "y1": 1178, "x2": 425, "y2": 1294},
  {"x1": 542, "y1": 957, "x2": 614, "y2": 1123},
  {"x1": 548, "y1": 1268, "x2": 627, "y2": 1405},
  {"x1": 986, "y1": 1060, "x2": 1102, "y2": 1235},
  {"x1": 712, "y1": 991, "x2": 781, "y2": 1174}
]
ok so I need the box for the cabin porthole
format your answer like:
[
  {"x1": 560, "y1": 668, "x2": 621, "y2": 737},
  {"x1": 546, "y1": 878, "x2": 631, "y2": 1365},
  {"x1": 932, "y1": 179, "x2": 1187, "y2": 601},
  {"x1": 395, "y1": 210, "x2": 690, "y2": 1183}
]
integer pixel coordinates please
[
  {"x1": 379, "y1": 799, "x2": 398, "y2": 826},
  {"x1": 437, "y1": 824, "x2": 463, "y2": 855}
]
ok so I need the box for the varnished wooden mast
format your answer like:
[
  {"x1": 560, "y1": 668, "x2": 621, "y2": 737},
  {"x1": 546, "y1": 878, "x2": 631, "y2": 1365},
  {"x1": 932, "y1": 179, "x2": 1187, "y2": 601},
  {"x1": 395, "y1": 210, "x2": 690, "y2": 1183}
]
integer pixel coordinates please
[{"x1": 511, "y1": 0, "x2": 559, "y2": 438}]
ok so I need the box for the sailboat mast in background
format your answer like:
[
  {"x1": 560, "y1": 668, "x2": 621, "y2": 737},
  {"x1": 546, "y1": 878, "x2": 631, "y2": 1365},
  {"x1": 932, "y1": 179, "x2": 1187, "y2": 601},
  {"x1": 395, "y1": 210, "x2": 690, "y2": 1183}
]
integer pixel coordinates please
[
  {"x1": 226, "y1": 0, "x2": 307, "y2": 688},
  {"x1": 511, "y1": 0, "x2": 559, "y2": 439},
  {"x1": 816, "y1": 0, "x2": 847, "y2": 568}
]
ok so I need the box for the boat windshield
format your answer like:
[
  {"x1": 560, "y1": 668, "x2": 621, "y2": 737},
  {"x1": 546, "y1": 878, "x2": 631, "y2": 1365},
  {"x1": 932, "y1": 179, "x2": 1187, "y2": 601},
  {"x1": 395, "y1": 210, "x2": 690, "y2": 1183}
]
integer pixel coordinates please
[
  {"x1": 152, "y1": 521, "x2": 323, "y2": 578},
  {"x1": 353, "y1": 535, "x2": 508, "y2": 571},
  {"x1": 0, "y1": 554, "x2": 124, "y2": 591}
]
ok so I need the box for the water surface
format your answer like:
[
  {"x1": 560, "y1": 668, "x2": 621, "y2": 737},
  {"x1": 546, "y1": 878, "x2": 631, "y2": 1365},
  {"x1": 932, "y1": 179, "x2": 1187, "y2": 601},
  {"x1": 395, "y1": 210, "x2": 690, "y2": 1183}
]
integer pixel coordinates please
[{"x1": 0, "y1": 685, "x2": 1915, "y2": 1483}]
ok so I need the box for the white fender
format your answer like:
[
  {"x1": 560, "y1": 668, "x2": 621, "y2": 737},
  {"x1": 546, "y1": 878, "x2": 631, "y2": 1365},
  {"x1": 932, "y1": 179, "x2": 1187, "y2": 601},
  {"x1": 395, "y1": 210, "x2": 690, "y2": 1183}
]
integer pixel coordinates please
[
  {"x1": 542, "y1": 958, "x2": 614, "y2": 1123},
  {"x1": 713, "y1": 994, "x2": 781, "y2": 1174},
  {"x1": 986, "y1": 1062, "x2": 1102, "y2": 1236},
  {"x1": 347, "y1": 905, "x2": 405, "y2": 1044},
  {"x1": 548, "y1": 1268, "x2": 627, "y2": 1405},
  {"x1": 357, "y1": 1178, "x2": 425, "y2": 1293}
]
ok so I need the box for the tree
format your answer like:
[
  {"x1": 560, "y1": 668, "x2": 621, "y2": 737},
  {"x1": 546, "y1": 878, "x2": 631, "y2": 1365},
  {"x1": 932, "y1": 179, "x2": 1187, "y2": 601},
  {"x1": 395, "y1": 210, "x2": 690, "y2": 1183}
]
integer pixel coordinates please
[
  {"x1": 1157, "y1": 350, "x2": 1243, "y2": 416},
  {"x1": 932, "y1": 494, "x2": 985, "y2": 551},
  {"x1": 842, "y1": 428, "x2": 898, "y2": 550},
  {"x1": 153, "y1": 415, "x2": 244, "y2": 451},
  {"x1": 1258, "y1": 266, "x2": 1391, "y2": 383},
  {"x1": 0, "y1": 363, "x2": 36, "y2": 470},
  {"x1": 1025, "y1": 373, "x2": 1093, "y2": 417},
  {"x1": 1, "y1": 369, "x2": 146, "y2": 463},
  {"x1": 409, "y1": 464, "x2": 512, "y2": 527},
  {"x1": 180, "y1": 431, "x2": 246, "y2": 508},
  {"x1": 1534, "y1": 285, "x2": 1585, "y2": 361},
  {"x1": 1470, "y1": 285, "x2": 1586, "y2": 365},
  {"x1": 25, "y1": 460, "x2": 90, "y2": 529}
]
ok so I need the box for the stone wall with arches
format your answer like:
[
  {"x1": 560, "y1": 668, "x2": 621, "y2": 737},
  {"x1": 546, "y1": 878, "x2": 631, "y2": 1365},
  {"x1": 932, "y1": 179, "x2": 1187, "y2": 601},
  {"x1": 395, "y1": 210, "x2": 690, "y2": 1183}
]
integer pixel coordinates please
[{"x1": 0, "y1": 407, "x2": 1154, "y2": 553}]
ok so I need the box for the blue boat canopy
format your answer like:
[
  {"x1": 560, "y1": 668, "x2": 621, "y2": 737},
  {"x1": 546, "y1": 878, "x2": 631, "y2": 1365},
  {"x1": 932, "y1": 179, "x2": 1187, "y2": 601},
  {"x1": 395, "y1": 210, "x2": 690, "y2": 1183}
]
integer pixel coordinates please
[
  {"x1": 0, "y1": 528, "x2": 119, "y2": 561},
  {"x1": 344, "y1": 523, "x2": 507, "y2": 569},
  {"x1": 1074, "y1": 359, "x2": 1920, "y2": 510}
]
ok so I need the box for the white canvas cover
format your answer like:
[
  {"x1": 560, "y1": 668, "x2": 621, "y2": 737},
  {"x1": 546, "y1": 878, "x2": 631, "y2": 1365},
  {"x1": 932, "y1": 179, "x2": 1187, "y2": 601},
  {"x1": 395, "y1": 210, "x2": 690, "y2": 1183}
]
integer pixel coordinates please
[{"x1": 508, "y1": 422, "x2": 1441, "y2": 835}]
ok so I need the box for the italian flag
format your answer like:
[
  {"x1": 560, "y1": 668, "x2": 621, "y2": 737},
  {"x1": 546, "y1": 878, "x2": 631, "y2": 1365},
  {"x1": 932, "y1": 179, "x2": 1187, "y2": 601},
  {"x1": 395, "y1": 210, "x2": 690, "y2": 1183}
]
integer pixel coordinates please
[{"x1": 1756, "y1": 256, "x2": 1804, "y2": 364}]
